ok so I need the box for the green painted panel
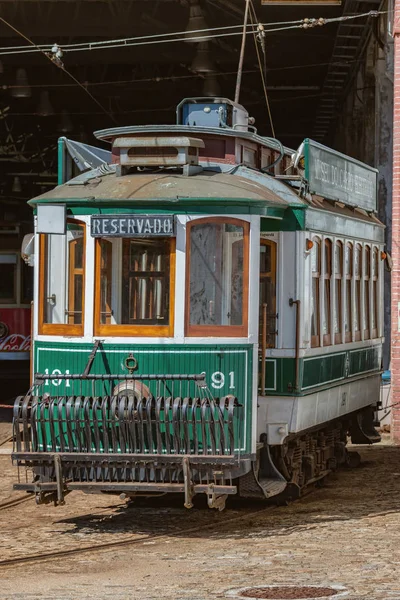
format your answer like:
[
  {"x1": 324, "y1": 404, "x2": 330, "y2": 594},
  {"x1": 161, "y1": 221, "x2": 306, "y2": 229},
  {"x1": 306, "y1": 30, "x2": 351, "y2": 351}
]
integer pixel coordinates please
[
  {"x1": 260, "y1": 207, "x2": 305, "y2": 232},
  {"x1": 30, "y1": 197, "x2": 296, "y2": 218},
  {"x1": 262, "y1": 347, "x2": 382, "y2": 396},
  {"x1": 34, "y1": 341, "x2": 253, "y2": 453},
  {"x1": 349, "y1": 346, "x2": 380, "y2": 376},
  {"x1": 302, "y1": 353, "x2": 346, "y2": 389}
]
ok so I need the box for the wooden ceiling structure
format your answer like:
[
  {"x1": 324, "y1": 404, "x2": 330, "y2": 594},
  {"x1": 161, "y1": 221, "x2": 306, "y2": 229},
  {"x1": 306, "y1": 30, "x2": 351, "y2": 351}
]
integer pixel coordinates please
[{"x1": 0, "y1": 0, "x2": 382, "y2": 201}]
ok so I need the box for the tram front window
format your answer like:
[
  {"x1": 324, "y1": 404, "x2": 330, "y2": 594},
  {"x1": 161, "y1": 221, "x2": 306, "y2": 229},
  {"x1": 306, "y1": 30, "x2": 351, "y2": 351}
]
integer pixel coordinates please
[
  {"x1": 39, "y1": 220, "x2": 85, "y2": 334},
  {"x1": 186, "y1": 218, "x2": 249, "y2": 337},
  {"x1": 95, "y1": 237, "x2": 175, "y2": 336}
]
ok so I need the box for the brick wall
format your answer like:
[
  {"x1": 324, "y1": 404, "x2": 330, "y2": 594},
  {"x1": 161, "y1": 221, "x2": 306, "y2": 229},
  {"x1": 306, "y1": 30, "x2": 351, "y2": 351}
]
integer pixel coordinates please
[{"x1": 392, "y1": 0, "x2": 400, "y2": 443}]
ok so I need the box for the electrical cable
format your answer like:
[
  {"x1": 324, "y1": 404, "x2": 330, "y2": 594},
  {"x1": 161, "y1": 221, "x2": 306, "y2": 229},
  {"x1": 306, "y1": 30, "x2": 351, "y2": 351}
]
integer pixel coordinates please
[
  {"x1": 0, "y1": 20, "x2": 305, "y2": 52},
  {"x1": 0, "y1": 11, "x2": 386, "y2": 57},
  {"x1": 0, "y1": 26, "x2": 306, "y2": 56},
  {"x1": 4, "y1": 60, "x2": 360, "y2": 92},
  {"x1": 0, "y1": 16, "x2": 117, "y2": 125}
]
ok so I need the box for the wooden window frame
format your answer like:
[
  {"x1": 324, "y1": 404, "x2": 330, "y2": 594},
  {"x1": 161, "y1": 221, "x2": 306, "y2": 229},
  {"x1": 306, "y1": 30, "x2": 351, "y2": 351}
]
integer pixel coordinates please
[
  {"x1": 185, "y1": 217, "x2": 249, "y2": 338},
  {"x1": 94, "y1": 237, "x2": 175, "y2": 337},
  {"x1": 38, "y1": 219, "x2": 85, "y2": 336},
  {"x1": 311, "y1": 237, "x2": 321, "y2": 348},
  {"x1": 344, "y1": 242, "x2": 353, "y2": 343},
  {"x1": 259, "y1": 239, "x2": 277, "y2": 349},
  {"x1": 99, "y1": 239, "x2": 112, "y2": 326}
]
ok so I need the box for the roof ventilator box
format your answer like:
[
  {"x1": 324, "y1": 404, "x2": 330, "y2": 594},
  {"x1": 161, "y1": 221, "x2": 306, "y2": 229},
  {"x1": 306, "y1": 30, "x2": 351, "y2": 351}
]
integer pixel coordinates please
[
  {"x1": 176, "y1": 97, "x2": 251, "y2": 132},
  {"x1": 114, "y1": 136, "x2": 205, "y2": 176}
]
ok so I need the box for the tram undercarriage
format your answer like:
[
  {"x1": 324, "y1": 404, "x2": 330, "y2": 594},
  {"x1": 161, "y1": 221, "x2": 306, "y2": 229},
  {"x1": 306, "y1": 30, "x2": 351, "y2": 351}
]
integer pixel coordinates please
[{"x1": 12, "y1": 369, "x2": 380, "y2": 510}]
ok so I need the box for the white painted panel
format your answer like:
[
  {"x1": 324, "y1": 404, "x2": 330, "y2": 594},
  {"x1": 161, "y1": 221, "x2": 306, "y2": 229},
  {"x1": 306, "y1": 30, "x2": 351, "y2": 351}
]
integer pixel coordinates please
[
  {"x1": 257, "y1": 373, "x2": 381, "y2": 441},
  {"x1": 174, "y1": 216, "x2": 186, "y2": 342}
]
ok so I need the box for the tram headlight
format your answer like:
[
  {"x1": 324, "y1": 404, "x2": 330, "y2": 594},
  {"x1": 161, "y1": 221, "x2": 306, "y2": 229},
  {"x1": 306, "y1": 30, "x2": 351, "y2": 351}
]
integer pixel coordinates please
[{"x1": 112, "y1": 380, "x2": 151, "y2": 400}]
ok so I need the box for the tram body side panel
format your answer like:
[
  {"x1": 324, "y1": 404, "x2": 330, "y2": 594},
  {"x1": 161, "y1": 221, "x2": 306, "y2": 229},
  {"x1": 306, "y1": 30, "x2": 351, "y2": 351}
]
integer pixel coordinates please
[{"x1": 257, "y1": 226, "x2": 384, "y2": 444}]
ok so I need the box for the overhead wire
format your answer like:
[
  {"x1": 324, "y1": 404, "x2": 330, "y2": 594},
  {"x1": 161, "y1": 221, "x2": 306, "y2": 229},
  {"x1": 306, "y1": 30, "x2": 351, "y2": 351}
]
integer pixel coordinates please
[
  {"x1": 0, "y1": 20, "x2": 304, "y2": 52},
  {"x1": 3, "y1": 60, "x2": 362, "y2": 92},
  {"x1": 0, "y1": 11, "x2": 386, "y2": 57},
  {"x1": 0, "y1": 16, "x2": 117, "y2": 125}
]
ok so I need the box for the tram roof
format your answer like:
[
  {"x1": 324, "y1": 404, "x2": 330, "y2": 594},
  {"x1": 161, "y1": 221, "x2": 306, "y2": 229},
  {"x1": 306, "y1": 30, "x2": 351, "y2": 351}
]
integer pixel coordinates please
[{"x1": 28, "y1": 165, "x2": 307, "y2": 214}]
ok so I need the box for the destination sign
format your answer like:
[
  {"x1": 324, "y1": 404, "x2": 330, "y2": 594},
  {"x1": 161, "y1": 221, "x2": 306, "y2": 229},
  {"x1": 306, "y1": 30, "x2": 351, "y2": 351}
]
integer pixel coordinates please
[
  {"x1": 304, "y1": 139, "x2": 378, "y2": 212},
  {"x1": 91, "y1": 215, "x2": 175, "y2": 237}
]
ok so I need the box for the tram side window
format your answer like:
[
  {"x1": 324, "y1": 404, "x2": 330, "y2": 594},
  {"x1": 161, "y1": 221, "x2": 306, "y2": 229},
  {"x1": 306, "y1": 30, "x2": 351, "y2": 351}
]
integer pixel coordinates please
[
  {"x1": 372, "y1": 247, "x2": 379, "y2": 338},
  {"x1": 323, "y1": 239, "x2": 332, "y2": 345},
  {"x1": 39, "y1": 220, "x2": 85, "y2": 334},
  {"x1": 354, "y1": 243, "x2": 362, "y2": 341},
  {"x1": 363, "y1": 245, "x2": 371, "y2": 340},
  {"x1": 334, "y1": 241, "x2": 343, "y2": 344},
  {"x1": 344, "y1": 242, "x2": 353, "y2": 343},
  {"x1": 95, "y1": 237, "x2": 175, "y2": 336},
  {"x1": 186, "y1": 218, "x2": 249, "y2": 336},
  {"x1": 310, "y1": 237, "x2": 320, "y2": 347}
]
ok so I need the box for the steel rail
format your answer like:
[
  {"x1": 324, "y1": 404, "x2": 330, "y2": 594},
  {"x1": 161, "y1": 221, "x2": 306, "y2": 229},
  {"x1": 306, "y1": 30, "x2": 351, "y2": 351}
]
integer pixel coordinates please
[
  {"x1": 0, "y1": 494, "x2": 33, "y2": 511},
  {"x1": 0, "y1": 485, "x2": 319, "y2": 568},
  {"x1": 0, "y1": 504, "x2": 279, "y2": 568}
]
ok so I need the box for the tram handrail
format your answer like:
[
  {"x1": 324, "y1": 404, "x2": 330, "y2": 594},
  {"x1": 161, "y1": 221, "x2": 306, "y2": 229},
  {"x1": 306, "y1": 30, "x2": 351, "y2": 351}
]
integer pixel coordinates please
[{"x1": 261, "y1": 303, "x2": 267, "y2": 395}]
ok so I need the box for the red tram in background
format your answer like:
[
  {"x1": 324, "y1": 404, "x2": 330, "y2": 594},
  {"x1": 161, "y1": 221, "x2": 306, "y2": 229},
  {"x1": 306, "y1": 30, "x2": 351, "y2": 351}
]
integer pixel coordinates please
[{"x1": 0, "y1": 220, "x2": 32, "y2": 395}]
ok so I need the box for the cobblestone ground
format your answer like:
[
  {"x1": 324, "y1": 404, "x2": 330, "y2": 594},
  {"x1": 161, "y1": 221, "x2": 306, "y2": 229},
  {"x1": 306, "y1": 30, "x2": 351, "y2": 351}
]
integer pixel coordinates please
[{"x1": 0, "y1": 428, "x2": 399, "y2": 600}]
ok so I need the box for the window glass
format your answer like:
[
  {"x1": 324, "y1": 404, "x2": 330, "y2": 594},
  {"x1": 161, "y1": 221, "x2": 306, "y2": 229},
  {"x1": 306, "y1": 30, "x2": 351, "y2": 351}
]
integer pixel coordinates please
[
  {"x1": 96, "y1": 237, "x2": 173, "y2": 331},
  {"x1": 372, "y1": 247, "x2": 379, "y2": 335},
  {"x1": 322, "y1": 239, "x2": 332, "y2": 341},
  {"x1": 189, "y1": 221, "x2": 246, "y2": 328},
  {"x1": 354, "y1": 244, "x2": 362, "y2": 338},
  {"x1": 311, "y1": 238, "x2": 320, "y2": 347},
  {"x1": 364, "y1": 246, "x2": 370, "y2": 338},
  {"x1": 334, "y1": 241, "x2": 343, "y2": 340},
  {"x1": 99, "y1": 239, "x2": 112, "y2": 325},
  {"x1": 344, "y1": 243, "x2": 353, "y2": 340},
  {"x1": 259, "y1": 240, "x2": 277, "y2": 348},
  {"x1": 123, "y1": 239, "x2": 170, "y2": 325},
  {"x1": 0, "y1": 254, "x2": 17, "y2": 304},
  {"x1": 41, "y1": 221, "x2": 85, "y2": 327}
]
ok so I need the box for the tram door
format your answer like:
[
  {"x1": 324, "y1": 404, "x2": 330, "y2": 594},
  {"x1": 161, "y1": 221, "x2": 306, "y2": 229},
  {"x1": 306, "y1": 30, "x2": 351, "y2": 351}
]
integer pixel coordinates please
[{"x1": 259, "y1": 239, "x2": 277, "y2": 393}]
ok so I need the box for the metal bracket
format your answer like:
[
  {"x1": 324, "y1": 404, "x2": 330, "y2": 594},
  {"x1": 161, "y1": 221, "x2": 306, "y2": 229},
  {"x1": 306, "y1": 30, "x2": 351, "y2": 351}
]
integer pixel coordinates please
[
  {"x1": 206, "y1": 485, "x2": 228, "y2": 511},
  {"x1": 124, "y1": 353, "x2": 138, "y2": 375},
  {"x1": 54, "y1": 454, "x2": 65, "y2": 506},
  {"x1": 182, "y1": 456, "x2": 194, "y2": 509}
]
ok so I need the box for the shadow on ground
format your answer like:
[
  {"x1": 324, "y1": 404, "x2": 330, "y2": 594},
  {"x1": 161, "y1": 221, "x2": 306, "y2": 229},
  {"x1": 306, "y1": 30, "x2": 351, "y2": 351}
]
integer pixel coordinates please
[{"x1": 52, "y1": 444, "x2": 400, "y2": 541}]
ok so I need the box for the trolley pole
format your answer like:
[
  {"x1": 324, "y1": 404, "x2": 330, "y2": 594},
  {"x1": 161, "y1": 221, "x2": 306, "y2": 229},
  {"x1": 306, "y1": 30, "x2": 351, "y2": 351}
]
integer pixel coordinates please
[
  {"x1": 234, "y1": 0, "x2": 250, "y2": 104},
  {"x1": 391, "y1": 0, "x2": 400, "y2": 443}
]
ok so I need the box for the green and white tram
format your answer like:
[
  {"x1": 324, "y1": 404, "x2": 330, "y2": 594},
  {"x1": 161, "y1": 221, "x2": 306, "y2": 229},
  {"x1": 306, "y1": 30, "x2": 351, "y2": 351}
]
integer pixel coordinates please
[{"x1": 13, "y1": 98, "x2": 384, "y2": 508}]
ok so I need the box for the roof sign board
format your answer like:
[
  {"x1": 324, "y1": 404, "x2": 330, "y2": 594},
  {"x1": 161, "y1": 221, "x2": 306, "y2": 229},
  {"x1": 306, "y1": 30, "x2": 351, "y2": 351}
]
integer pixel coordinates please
[
  {"x1": 91, "y1": 215, "x2": 176, "y2": 237},
  {"x1": 304, "y1": 138, "x2": 378, "y2": 213}
]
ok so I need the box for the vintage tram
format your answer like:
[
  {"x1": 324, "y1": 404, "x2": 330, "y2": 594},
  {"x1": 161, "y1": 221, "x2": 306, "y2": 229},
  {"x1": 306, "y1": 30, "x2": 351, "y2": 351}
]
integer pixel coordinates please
[{"x1": 12, "y1": 98, "x2": 384, "y2": 509}]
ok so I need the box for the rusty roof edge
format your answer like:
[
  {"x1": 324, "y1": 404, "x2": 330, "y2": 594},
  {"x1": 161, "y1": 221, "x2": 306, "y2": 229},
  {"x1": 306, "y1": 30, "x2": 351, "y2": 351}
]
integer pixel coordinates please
[
  {"x1": 93, "y1": 124, "x2": 294, "y2": 155},
  {"x1": 231, "y1": 166, "x2": 307, "y2": 207},
  {"x1": 27, "y1": 196, "x2": 305, "y2": 211}
]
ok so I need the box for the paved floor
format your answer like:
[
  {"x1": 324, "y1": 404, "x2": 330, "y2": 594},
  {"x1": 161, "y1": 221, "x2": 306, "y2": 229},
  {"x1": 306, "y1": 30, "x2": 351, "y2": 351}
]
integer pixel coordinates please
[{"x1": 0, "y1": 428, "x2": 399, "y2": 600}]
